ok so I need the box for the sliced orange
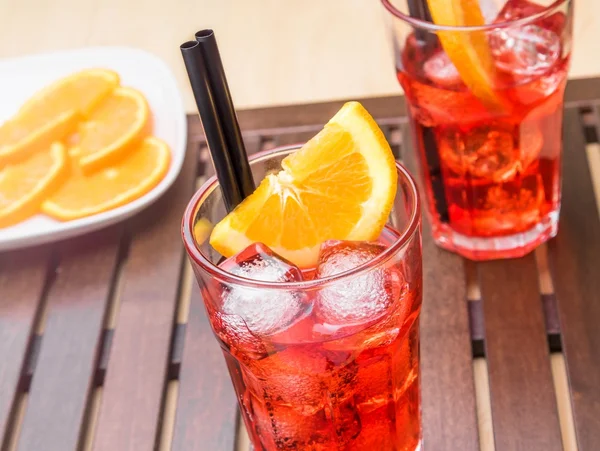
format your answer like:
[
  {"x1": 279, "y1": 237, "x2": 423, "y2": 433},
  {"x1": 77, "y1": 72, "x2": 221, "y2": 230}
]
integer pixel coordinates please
[
  {"x1": 0, "y1": 69, "x2": 119, "y2": 165},
  {"x1": 70, "y1": 87, "x2": 151, "y2": 173},
  {"x1": 17, "y1": 69, "x2": 120, "y2": 119},
  {"x1": 209, "y1": 101, "x2": 398, "y2": 268},
  {"x1": 427, "y1": 0, "x2": 504, "y2": 111},
  {"x1": 0, "y1": 111, "x2": 79, "y2": 166},
  {"x1": 0, "y1": 143, "x2": 69, "y2": 228},
  {"x1": 42, "y1": 136, "x2": 170, "y2": 221}
]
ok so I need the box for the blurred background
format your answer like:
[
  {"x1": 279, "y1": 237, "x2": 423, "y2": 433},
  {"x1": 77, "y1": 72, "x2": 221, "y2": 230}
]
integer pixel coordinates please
[{"x1": 1, "y1": 0, "x2": 597, "y2": 112}]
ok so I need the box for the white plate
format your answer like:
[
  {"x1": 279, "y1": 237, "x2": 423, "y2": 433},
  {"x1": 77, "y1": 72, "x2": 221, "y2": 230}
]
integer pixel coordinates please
[{"x1": 0, "y1": 47, "x2": 187, "y2": 251}]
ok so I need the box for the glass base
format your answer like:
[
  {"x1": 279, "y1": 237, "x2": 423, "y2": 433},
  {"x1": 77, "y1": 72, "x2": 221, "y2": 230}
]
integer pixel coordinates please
[
  {"x1": 432, "y1": 212, "x2": 559, "y2": 260},
  {"x1": 249, "y1": 439, "x2": 421, "y2": 451}
]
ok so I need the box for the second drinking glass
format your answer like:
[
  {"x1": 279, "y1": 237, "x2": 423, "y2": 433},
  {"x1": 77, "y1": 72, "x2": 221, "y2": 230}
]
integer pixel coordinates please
[{"x1": 383, "y1": 0, "x2": 573, "y2": 260}]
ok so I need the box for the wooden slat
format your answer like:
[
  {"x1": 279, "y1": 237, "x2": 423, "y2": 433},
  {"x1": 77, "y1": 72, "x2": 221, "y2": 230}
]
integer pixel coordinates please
[
  {"x1": 171, "y1": 283, "x2": 237, "y2": 451},
  {"x1": 274, "y1": 129, "x2": 320, "y2": 147},
  {"x1": 91, "y1": 140, "x2": 198, "y2": 451},
  {"x1": 564, "y1": 77, "x2": 600, "y2": 106},
  {"x1": 183, "y1": 78, "x2": 600, "y2": 138},
  {"x1": 401, "y1": 124, "x2": 480, "y2": 450},
  {"x1": 0, "y1": 247, "x2": 50, "y2": 446},
  {"x1": 547, "y1": 107, "x2": 600, "y2": 450},
  {"x1": 478, "y1": 256, "x2": 562, "y2": 451},
  {"x1": 16, "y1": 229, "x2": 122, "y2": 451},
  {"x1": 171, "y1": 132, "x2": 261, "y2": 450},
  {"x1": 235, "y1": 96, "x2": 407, "y2": 135}
]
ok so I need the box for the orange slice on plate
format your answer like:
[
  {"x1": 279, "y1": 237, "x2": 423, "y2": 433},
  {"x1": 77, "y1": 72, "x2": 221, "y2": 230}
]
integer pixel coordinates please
[
  {"x1": 0, "y1": 69, "x2": 119, "y2": 165},
  {"x1": 42, "y1": 136, "x2": 170, "y2": 221},
  {"x1": 0, "y1": 111, "x2": 79, "y2": 165},
  {"x1": 0, "y1": 143, "x2": 69, "y2": 228},
  {"x1": 427, "y1": 0, "x2": 505, "y2": 112},
  {"x1": 70, "y1": 87, "x2": 151, "y2": 173},
  {"x1": 17, "y1": 68, "x2": 120, "y2": 119},
  {"x1": 209, "y1": 101, "x2": 398, "y2": 268}
]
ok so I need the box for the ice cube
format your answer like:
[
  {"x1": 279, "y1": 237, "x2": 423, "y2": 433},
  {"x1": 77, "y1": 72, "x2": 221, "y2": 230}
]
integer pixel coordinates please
[
  {"x1": 217, "y1": 243, "x2": 309, "y2": 337},
  {"x1": 495, "y1": 0, "x2": 566, "y2": 35},
  {"x1": 423, "y1": 51, "x2": 462, "y2": 88},
  {"x1": 315, "y1": 241, "x2": 404, "y2": 328},
  {"x1": 438, "y1": 125, "x2": 520, "y2": 181},
  {"x1": 489, "y1": 25, "x2": 560, "y2": 77}
]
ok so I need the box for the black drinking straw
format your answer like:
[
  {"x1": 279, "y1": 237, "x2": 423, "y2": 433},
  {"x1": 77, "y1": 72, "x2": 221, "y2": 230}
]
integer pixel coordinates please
[
  {"x1": 407, "y1": 0, "x2": 433, "y2": 42},
  {"x1": 181, "y1": 40, "x2": 243, "y2": 212},
  {"x1": 407, "y1": 0, "x2": 432, "y2": 23},
  {"x1": 405, "y1": 0, "x2": 449, "y2": 223},
  {"x1": 195, "y1": 29, "x2": 255, "y2": 198}
]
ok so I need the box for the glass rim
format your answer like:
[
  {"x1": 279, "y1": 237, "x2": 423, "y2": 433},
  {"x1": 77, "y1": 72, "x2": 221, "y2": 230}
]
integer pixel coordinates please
[
  {"x1": 182, "y1": 145, "x2": 421, "y2": 290},
  {"x1": 381, "y1": 0, "x2": 570, "y2": 32}
]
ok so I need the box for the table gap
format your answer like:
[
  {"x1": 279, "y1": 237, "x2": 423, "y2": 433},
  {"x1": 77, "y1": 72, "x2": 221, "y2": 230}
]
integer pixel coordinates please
[
  {"x1": 158, "y1": 381, "x2": 179, "y2": 451},
  {"x1": 5, "y1": 394, "x2": 27, "y2": 451},
  {"x1": 31, "y1": 251, "x2": 59, "y2": 335},
  {"x1": 550, "y1": 353, "x2": 578, "y2": 451},
  {"x1": 465, "y1": 261, "x2": 485, "y2": 358},
  {"x1": 81, "y1": 387, "x2": 102, "y2": 451},
  {"x1": 236, "y1": 418, "x2": 250, "y2": 451},
  {"x1": 102, "y1": 232, "x2": 131, "y2": 330},
  {"x1": 93, "y1": 235, "x2": 131, "y2": 388},
  {"x1": 176, "y1": 262, "x2": 194, "y2": 324},
  {"x1": 534, "y1": 245, "x2": 562, "y2": 353},
  {"x1": 583, "y1": 107, "x2": 600, "y2": 214},
  {"x1": 17, "y1": 251, "x2": 59, "y2": 396},
  {"x1": 585, "y1": 142, "x2": 600, "y2": 214},
  {"x1": 473, "y1": 358, "x2": 495, "y2": 451}
]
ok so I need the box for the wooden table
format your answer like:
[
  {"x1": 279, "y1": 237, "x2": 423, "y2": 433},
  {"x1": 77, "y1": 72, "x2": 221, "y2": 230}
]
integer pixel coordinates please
[{"x1": 0, "y1": 78, "x2": 599, "y2": 451}]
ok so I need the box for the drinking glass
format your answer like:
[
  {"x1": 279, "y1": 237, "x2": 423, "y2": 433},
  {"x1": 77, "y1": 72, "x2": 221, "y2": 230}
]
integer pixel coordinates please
[
  {"x1": 182, "y1": 146, "x2": 423, "y2": 450},
  {"x1": 382, "y1": 0, "x2": 573, "y2": 260}
]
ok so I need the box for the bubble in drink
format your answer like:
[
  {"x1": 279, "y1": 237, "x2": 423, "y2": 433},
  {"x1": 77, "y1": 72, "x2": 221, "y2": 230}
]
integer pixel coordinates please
[
  {"x1": 215, "y1": 243, "x2": 309, "y2": 350},
  {"x1": 315, "y1": 240, "x2": 404, "y2": 328}
]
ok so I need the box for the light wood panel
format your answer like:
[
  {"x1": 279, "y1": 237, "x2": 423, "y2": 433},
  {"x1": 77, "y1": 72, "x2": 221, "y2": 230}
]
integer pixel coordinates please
[{"x1": 0, "y1": 0, "x2": 597, "y2": 112}]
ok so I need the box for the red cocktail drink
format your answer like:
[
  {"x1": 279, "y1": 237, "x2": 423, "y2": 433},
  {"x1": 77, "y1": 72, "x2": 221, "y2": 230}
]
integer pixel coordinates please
[
  {"x1": 183, "y1": 146, "x2": 422, "y2": 450},
  {"x1": 384, "y1": 0, "x2": 572, "y2": 259}
]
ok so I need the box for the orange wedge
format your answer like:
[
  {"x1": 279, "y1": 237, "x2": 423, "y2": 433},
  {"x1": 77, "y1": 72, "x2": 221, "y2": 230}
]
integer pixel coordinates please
[
  {"x1": 209, "y1": 101, "x2": 398, "y2": 268},
  {"x1": 427, "y1": 0, "x2": 504, "y2": 111},
  {"x1": 0, "y1": 69, "x2": 119, "y2": 165},
  {"x1": 70, "y1": 87, "x2": 151, "y2": 173},
  {"x1": 0, "y1": 143, "x2": 69, "y2": 228},
  {"x1": 42, "y1": 136, "x2": 170, "y2": 221}
]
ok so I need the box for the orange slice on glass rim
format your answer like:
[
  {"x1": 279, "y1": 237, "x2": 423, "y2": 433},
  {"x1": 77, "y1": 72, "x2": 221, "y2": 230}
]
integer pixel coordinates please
[
  {"x1": 427, "y1": 0, "x2": 505, "y2": 112},
  {"x1": 209, "y1": 101, "x2": 398, "y2": 268}
]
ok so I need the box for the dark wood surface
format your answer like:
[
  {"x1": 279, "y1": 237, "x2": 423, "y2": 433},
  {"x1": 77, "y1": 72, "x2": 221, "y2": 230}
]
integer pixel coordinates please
[
  {"x1": 547, "y1": 107, "x2": 600, "y2": 450},
  {"x1": 478, "y1": 257, "x2": 562, "y2": 451},
  {"x1": 402, "y1": 123, "x2": 480, "y2": 451},
  {"x1": 171, "y1": 283, "x2": 238, "y2": 451},
  {"x1": 17, "y1": 230, "x2": 121, "y2": 451},
  {"x1": 0, "y1": 77, "x2": 599, "y2": 450},
  {"x1": 92, "y1": 135, "x2": 197, "y2": 451},
  {"x1": 0, "y1": 247, "x2": 50, "y2": 447}
]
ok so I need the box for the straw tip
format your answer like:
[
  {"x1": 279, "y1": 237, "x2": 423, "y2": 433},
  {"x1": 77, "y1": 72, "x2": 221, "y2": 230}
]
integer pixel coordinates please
[
  {"x1": 195, "y1": 29, "x2": 215, "y2": 40},
  {"x1": 181, "y1": 40, "x2": 199, "y2": 50}
]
